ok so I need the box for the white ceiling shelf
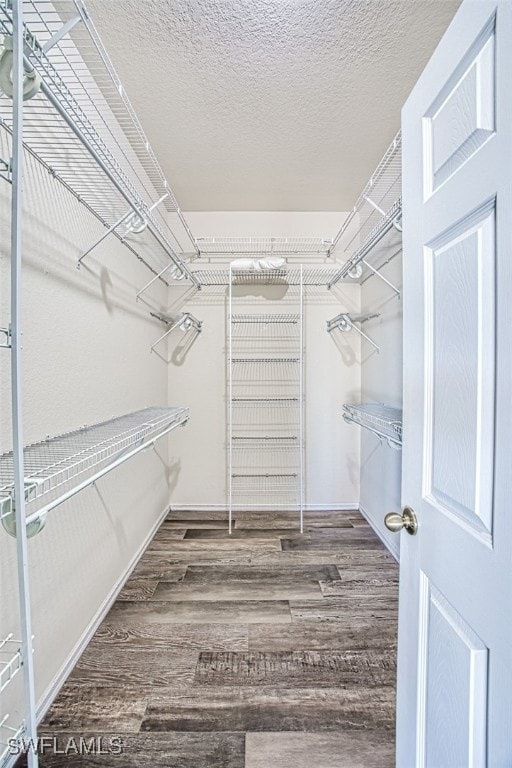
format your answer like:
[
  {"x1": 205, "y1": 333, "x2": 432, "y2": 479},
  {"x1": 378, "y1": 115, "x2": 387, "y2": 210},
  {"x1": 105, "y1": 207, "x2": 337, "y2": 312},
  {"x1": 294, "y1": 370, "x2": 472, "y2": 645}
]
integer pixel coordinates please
[
  {"x1": 192, "y1": 268, "x2": 346, "y2": 286},
  {"x1": 0, "y1": 407, "x2": 189, "y2": 534},
  {"x1": 0, "y1": 0, "x2": 198, "y2": 285}
]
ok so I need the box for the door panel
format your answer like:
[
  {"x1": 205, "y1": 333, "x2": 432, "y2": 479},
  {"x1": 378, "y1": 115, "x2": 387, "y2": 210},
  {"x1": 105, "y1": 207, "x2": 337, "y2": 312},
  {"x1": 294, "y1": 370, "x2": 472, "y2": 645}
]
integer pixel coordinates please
[
  {"x1": 418, "y1": 575, "x2": 488, "y2": 768},
  {"x1": 426, "y1": 203, "x2": 495, "y2": 540},
  {"x1": 399, "y1": 1, "x2": 512, "y2": 765}
]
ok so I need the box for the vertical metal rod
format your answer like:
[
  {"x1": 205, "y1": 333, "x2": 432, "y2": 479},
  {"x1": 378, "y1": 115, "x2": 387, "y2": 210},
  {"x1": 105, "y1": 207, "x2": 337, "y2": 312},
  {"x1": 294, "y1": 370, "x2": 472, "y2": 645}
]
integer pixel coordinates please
[
  {"x1": 228, "y1": 265, "x2": 233, "y2": 534},
  {"x1": 11, "y1": 3, "x2": 38, "y2": 765},
  {"x1": 299, "y1": 265, "x2": 304, "y2": 534}
]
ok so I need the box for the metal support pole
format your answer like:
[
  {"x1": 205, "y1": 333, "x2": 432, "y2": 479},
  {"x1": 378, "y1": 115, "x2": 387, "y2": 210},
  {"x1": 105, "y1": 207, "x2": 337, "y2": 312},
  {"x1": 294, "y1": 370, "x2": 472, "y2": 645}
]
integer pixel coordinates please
[
  {"x1": 10, "y1": 2, "x2": 39, "y2": 764},
  {"x1": 228, "y1": 265, "x2": 233, "y2": 534},
  {"x1": 299, "y1": 265, "x2": 304, "y2": 534}
]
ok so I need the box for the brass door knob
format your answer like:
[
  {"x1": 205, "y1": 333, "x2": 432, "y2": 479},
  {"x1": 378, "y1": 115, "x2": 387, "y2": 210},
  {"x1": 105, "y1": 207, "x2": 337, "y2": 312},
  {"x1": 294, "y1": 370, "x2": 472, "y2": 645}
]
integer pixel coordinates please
[{"x1": 384, "y1": 507, "x2": 418, "y2": 535}]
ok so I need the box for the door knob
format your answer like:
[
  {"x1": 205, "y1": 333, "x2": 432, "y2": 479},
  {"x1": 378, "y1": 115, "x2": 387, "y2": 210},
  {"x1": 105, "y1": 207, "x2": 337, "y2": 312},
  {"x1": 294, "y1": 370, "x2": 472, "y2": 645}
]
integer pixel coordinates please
[{"x1": 384, "y1": 507, "x2": 418, "y2": 535}]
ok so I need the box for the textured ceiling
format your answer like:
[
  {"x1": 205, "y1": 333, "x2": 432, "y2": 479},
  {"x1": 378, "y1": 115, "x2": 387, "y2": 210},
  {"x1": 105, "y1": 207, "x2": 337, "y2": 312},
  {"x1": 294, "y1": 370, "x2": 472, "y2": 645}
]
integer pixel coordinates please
[{"x1": 86, "y1": 0, "x2": 461, "y2": 211}]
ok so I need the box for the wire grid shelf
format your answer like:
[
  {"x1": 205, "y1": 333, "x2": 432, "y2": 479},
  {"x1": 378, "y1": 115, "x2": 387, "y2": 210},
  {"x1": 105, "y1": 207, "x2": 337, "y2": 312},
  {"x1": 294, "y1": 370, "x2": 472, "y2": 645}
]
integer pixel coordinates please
[
  {"x1": 231, "y1": 314, "x2": 300, "y2": 324},
  {"x1": 192, "y1": 268, "x2": 344, "y2": 286},
  {"x1": 0, "y1": 407, "x2": 189, "y2": 519},
  {"x1": 0, "y1": 1, "x2": 197, "y2": 279},
  {"x1": 329, "y1": 131, "x2": 402, "y2": 268},
  {"x1": 0, "y1": 636, "x2": 22, "y2": 694},
  {"x1": 342, "y1": 403, "x2": 402, "y2": 449},
  {"x1": 196, "y1": 237, "x2": 333, "y2": 256}
]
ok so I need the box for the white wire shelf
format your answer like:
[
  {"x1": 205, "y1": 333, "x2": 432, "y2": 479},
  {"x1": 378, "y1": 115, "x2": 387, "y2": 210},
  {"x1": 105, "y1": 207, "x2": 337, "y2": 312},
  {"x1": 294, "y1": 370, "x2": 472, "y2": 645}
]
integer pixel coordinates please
[
  {"x1": 231, "y1": 314, "x2": 300, "y2": 324},
  {"x1": 0, "y1": 635, "x2": 22, "y2": 694},
  {"x1": 231, "y1": 357, "x2": 299, "y2": 364},
  {"x1": 0, "y1": 407, "x2": 189, "y2": 530},
  {"x1": 196, "y1": 237, "x2": 333, "y2": 256},
  {"x1": 328, "y1": 131, "x2": 402, "y2": 291},
  {"x1": 342, "y1": 403, "x2": 402, "y2": 450},
  {"x1": 0, "y1": 1, "x2": 198, "y2": 284},
  {"x1": 192, "y1": 268, "x2": 344, "y2": 286}
]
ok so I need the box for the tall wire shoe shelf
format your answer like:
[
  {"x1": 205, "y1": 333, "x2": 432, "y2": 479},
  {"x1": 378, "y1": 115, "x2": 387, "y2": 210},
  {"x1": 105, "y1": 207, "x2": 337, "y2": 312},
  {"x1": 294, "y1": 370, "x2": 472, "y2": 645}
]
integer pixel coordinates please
[{"x1": 228, "y1": 265, "x2": 304, "y2": 533}]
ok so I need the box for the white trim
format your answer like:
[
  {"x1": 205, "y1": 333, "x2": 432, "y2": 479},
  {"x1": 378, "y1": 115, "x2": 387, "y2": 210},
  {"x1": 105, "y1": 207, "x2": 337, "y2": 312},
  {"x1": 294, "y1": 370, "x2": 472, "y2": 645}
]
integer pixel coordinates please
[
  {"x1": 359, "y1": 504, "x2": 400, "y2": 562},
  {"x1": 35, "y1": 503, "x2": 170, "y2": 723},
  {"x1": 169, "y1": 502, "x2": 360, "y2": 512}
]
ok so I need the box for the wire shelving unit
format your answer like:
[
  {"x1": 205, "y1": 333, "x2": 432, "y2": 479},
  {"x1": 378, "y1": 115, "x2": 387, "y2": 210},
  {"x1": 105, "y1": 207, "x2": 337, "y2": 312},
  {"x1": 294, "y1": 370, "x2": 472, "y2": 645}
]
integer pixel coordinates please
[
  {"x1": 0, "y1": 407, "x2": 189, "y2": 533},
  {"x1": 228, "y1": 265, "x2": 304, "y2": 531},
  {"x1": 328, "y1": 132, "x2": 402, "y2": 292},
  {"x1": 0, "y1": 0, "x2": 199, "y2": 286},
  {"x1": 342, "y1": 403, "x2": 402, "y2": 450}
]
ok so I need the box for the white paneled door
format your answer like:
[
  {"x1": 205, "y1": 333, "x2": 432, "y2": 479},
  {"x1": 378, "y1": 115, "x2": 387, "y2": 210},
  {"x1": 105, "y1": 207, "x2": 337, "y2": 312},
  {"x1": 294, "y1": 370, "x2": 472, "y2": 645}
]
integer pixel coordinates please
[{"x1": 397, "y1": 1, "x2": 512, "y2": 766}]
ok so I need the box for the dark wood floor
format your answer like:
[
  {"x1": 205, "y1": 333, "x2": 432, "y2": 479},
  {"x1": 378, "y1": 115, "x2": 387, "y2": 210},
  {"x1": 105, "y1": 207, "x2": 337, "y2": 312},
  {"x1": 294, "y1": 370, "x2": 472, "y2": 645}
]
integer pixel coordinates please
[{"x1": 35, "y1": 510, "x2": 399, "y2": 766}]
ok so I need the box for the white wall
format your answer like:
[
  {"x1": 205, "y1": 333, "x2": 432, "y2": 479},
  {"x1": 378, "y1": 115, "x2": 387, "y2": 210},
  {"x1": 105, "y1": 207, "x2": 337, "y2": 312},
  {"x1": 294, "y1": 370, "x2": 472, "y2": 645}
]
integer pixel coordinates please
[
  {"x1": 359, "y1": 237, "x2": 403, "y2": 559},
  {"x1": 0, "y1": 134, "x2": 172, "y2": 720},
  {"x1": 160, "y1": 212, "x2": 361, "y2": 511}
]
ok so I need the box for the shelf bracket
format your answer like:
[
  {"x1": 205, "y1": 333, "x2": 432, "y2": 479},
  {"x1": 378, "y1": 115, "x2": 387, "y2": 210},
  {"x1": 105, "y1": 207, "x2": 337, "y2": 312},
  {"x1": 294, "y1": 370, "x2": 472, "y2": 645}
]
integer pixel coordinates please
[
  {"x1": 136, "y1": 259, "x2": 186, "y2": 300},
  {"x1": 327, "y1": 313, "x2": 380, "y2": 352},
  {"x1": 41, "y1": 13, "x2": 83, "y2": 54},
  {"x1": 150, "y1": 312, "x2": 202, "y2": 351},
  {"x1": 78, "y1": 192, "x2": 170, "y2": 268},
  {"x1": 0, "y1": 326, "x2": 12, "y2": 348},
  {"x1": 363, "y1": 195, "x2": 386, "y2": 216},
  {"x1": 361, "y1": 259, "x2": 401, "y2": 297},
  {"x1": 0, "y1": 156, "x2": 12, "y2": 184}
]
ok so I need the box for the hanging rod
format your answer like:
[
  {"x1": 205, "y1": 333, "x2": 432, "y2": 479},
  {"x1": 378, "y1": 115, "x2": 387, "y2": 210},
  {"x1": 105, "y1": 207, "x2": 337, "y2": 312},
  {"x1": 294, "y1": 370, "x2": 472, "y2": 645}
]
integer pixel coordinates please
[
  {"x1": 327, "y1": 313, "x2": 380, "y2": 351},
  {"x1": 0, "y1": 407, "x2": 189, "y2": 535},
  {"x1": 342, "y1": 403, "x2": 402, "y2": 450},
  {"x1": 328, "y1": 198, "x2": 402, "y2": 290}
]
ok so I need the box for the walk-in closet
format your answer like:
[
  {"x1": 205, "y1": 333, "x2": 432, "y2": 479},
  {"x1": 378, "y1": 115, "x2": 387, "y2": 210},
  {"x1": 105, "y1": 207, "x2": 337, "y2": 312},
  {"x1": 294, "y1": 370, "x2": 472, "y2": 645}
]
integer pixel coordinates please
[{"x1": 1, "y1": 1, "x2": 511, "y2": 766}]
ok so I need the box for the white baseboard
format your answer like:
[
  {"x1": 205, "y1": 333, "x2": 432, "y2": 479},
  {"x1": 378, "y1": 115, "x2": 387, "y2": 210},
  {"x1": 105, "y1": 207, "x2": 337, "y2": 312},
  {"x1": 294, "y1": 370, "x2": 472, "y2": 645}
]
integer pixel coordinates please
[
  {"x1": 359, "y1": 504, "x2": 399, "y2": 562},
  {"x1": 36, "y1": 503, "x2": 170, "y2": 724},
  {"x1": 169, "y1": 502, "x2": 360, "y2": 512}
]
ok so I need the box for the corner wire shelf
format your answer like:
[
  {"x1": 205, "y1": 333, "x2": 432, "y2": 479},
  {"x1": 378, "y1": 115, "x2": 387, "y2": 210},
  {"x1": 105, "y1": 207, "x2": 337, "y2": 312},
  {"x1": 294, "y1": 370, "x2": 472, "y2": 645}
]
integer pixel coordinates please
[
  {"x1": 328, "y1": 131, "x2": 402, "y2": 293},
  {"x1": 191, "y1": 268, "x2": 344, "y2": 287},
  {"x1": 0, "y1": 0, "x2": 200, "y2": 287},
  {"x1": 0, "y1": 635, "x2": 22, "y2": 694},
  {"x1": 342, "y1": 403, "x2": 402, "y2": 450},
  {"x1": 0, "y1": 407, "x2": 189, "y2": 531},
  {"x1": 195, "y1": 237, "x2": 333, "y2": 257}
]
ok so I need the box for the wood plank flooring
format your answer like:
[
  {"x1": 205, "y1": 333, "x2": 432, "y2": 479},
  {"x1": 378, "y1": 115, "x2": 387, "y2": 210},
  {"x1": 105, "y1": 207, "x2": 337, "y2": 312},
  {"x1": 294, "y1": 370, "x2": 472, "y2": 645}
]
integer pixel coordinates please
[{"x1": 33, "y1": 510, "x2": 398, "y2": 767}]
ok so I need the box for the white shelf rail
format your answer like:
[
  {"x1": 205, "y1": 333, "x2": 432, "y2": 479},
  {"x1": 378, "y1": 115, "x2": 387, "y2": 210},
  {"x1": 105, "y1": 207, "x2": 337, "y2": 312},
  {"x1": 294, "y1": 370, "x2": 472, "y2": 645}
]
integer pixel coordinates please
[
  {"x1": 0, "y1": 0, "x2": 200, "y2": 287},
  {"x1": 342, "y1": 403, "x2": 402, "y2": 450},
  {"x1": 0, "y1": 407, "x2": 189, "y2": 534},
  {"x1": 327, "y1": 312, "x2": 380, "y2": 351}
]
